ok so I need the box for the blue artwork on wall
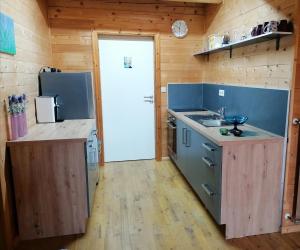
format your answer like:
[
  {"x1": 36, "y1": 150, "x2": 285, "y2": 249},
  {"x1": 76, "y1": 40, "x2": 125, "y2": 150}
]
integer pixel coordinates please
[{"x1": 0, "y1": 12, "x2": 16, "y2": 55}]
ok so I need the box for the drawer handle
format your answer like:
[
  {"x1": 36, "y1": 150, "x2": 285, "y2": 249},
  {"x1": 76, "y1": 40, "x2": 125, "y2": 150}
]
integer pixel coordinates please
[
  {"x1": 202, "y1": 157, "x2": 215, "y2": 168},
  {"x1": 201, "y1": 184, "x2": 215, "y2": 197},
  {"x1": 182, "y1": 128, "x2": 187, "y2": 145},
  {"x1": 186, "y1": 130, "x2": 191, "y2": 147},
  {"x1": 202, "y1": 143, "x2": 216, "y2": 152}
]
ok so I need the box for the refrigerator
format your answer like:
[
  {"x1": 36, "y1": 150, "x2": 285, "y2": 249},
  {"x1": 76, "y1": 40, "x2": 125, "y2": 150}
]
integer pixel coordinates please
[
  {"x1": 39, "y1": 71, "x2": 99, "y2": 215},
  {"x1": 39, "y1": 72, "x2": 95, "y2": 119}
]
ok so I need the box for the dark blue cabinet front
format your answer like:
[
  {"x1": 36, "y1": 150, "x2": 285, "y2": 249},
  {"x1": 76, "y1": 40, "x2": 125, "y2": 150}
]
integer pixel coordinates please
[
  {"x1": 176, "y1": 119, "x2": 189, "y2": 175},
  {"x1": 175, "y1": 119, "x2": 222, "y2": 224}
]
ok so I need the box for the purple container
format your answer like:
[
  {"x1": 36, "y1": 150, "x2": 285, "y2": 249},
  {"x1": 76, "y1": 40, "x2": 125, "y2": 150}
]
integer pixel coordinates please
[
  {"x1": 22, "y1": 112, "x2": 28, "y2": 135},
  {"x1": 23, "y1": 111, "x2": 28, "y2": 135},
  {"x1": 10, "y1": 114, "x2": 19, "y2": 140},
  {"x1": 17, "y1": 113, "x2": 26, "y2": 137}
]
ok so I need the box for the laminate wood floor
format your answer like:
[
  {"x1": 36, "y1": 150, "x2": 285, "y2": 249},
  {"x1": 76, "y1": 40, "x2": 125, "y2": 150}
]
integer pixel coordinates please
[{"x1": 16, "y1": 160, "x2": 300, "y2": 250}]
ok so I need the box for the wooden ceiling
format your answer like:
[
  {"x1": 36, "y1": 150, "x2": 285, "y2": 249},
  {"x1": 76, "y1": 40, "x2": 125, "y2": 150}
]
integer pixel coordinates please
[
  {"x1": 51, "y1": 0, "x2": 223, "y2": 5},
  {"x1": 162, "y1": 0, "x2": 222, "y2": 3}
]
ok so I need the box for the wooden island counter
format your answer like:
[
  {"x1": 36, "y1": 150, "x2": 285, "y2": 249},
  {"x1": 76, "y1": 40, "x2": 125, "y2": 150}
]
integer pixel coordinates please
[{"x1": 7, "y1": 119, "x2": 98, "y2": 240}]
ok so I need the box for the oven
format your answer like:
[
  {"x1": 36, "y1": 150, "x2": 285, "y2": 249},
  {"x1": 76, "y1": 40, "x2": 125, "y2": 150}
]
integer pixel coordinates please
[{"x1": 167, "y1": 113, "x2": 177, "y2": 160}]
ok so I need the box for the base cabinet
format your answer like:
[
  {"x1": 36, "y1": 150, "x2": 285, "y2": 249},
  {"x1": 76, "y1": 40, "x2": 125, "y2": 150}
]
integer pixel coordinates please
[
  {"x1": 175, "y1": 118, "x2": 283, "y2": 239},
  {"x1": 176, "y1": 120, "x2": 221, "y2": 223},
  {"x1": 7, "y1": 128, "x2": 100, "y2": 240},
  {"x1": 8, "y1": 141, "x2": 89, "y2": 240}
]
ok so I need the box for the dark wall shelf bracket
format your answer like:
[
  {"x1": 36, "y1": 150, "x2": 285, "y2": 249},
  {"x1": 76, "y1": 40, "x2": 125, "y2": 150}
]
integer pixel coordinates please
[{"x1": 276, "y1": 37, "x2": 280, "y2": 50}]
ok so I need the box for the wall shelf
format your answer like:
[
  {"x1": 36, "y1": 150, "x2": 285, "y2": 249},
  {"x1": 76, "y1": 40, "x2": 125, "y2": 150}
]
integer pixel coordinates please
[{"x1": 194, "y1": 31, "x2": 293, "y2": 59}]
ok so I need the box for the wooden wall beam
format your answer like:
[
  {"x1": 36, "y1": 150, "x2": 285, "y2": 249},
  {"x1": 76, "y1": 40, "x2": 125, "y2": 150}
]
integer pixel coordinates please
[
  {"x1": 91, "y1": 31, "x2": 104, "y2": 166},
  {"x1": 281, "y1": 0, "x2": 300, "y2": 233},
  {"x1": 154, "y1": 34, "x2": 162, "y2": 161}
]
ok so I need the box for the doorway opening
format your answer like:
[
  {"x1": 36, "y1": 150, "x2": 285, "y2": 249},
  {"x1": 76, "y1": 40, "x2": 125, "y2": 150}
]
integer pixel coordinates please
[{"x1": 92, "y1": 32, "x2": 161, "y2": 164}]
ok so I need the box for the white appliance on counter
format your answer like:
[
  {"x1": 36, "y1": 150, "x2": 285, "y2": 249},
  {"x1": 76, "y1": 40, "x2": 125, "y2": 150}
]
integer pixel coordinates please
[
  {"x1": 35, "y1": 95, "x2": 64, "y2": 123},
  {"x1": 35, "y1": 96, "x2": 56, "y2": 123}
]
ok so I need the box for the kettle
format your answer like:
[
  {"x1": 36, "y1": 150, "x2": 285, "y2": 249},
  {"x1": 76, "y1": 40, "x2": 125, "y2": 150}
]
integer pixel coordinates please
[{"x1": 35, "y1": 95, "x2": 64, "y2": 123}]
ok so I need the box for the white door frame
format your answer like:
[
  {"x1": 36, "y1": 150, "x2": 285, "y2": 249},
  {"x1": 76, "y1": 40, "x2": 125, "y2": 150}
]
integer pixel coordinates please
[{"x1": 92, "y1": 30, "x2": 162, "y2": 165}]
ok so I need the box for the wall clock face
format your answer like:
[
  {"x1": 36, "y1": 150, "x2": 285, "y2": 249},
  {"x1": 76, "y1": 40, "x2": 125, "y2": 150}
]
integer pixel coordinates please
[{"x1": 172, "y1": 20, "x2": 188, "y2": 38}]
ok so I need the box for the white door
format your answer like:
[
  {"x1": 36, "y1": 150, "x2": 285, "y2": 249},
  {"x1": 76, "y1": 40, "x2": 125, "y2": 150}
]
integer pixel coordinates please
[{"x1": 99, "y1": 36, "x2": 155, "y2": 162}]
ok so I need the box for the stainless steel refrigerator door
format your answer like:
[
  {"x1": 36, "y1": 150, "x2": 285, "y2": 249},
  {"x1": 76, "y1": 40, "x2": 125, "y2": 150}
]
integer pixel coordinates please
[{"x1": 39, "y1": 72, "x2": 95, "y2": 119}]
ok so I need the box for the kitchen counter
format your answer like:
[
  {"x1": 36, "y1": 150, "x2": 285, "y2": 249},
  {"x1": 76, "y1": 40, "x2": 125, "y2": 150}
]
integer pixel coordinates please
[
  {"x1": 168, "y1": 109, "x2": 283, "y2": 146},
  {"x1": 7, "y1": 119, "x2": 96, "y2": 143},
  {"x1": 169, "y1": 108, "x2": 284, "y2": 239},
  {"x1": 6, "y1": 119, "x2": 98, "y2": 240}
]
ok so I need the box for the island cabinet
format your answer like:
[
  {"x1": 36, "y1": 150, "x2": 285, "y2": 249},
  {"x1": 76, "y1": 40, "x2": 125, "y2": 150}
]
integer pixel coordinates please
[
  {"x1": 6, "y1": 119, "x2": 99, "y2": 241},
  {"x1": 176, "y1": 119, "x2": 283, "y2": 239}
]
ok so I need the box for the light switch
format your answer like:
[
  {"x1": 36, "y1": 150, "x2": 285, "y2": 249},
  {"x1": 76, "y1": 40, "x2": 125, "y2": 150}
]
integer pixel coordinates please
[
  {"x1": 161, "y1": 86, "x2": 167, "y2": 93},
  {"x1": 219, "y1": 89, "x2": 225, "y2": 97}
]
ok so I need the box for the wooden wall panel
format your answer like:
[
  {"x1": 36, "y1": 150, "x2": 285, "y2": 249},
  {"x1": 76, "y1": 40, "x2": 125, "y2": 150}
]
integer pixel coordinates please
[
  {"x1": 282, "y1": 0, "x2": 300, "y2": 233},
  {"x1": 201, "y1": 0, "x2": 300, "y2": 234},
  {"x1": 203, "y1": 0, "x2": 296, "y2": 89},
  {"x1": 47, "y1": 0, "x2": 206, "y2": 157},
  {"x1": 0, "y1": 0, "x2": 52, "y2": 248}
]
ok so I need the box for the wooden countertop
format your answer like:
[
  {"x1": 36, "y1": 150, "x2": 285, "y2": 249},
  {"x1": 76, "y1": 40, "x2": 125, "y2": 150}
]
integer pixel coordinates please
[
  {"x1": 7, "y1": 119, "x2": 96, "y2": 144},
  {"x1": 168, "y1": 109, "x2": 283, "y2": 146}
]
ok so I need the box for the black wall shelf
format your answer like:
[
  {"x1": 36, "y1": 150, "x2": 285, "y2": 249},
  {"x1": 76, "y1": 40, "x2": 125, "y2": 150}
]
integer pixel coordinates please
[{"x1": 194, "y1": 31, "x2": 293, "y2": 59}]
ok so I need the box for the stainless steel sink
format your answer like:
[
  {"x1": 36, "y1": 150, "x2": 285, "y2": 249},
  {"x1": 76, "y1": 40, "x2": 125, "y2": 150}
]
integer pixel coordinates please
[
  {"x1": 185, "y1": 114, "x2": 232, "y2": 127},
  {"x1": 186, "y1": 114, "x2": 221, "y2": 120},
  {"x1": 200, "y1": 120, "x2": 231, "y2": 127}
]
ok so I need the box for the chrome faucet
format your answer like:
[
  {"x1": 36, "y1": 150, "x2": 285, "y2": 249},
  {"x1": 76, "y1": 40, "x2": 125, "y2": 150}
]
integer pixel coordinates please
[{"x1": 218, "y1": 107, "x2": 226, "y2": 120}]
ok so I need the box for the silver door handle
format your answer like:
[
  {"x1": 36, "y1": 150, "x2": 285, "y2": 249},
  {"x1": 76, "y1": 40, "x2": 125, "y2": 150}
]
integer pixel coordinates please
[
  {"x1": 293, "y1": 118, "x2": 300, "y2": 125},
  {"x1": 144, "y1": 100, "x2": 154, "y2": 104},
  {"x1": 144, "y1": 96, "x2": 153, "y2": 99}
]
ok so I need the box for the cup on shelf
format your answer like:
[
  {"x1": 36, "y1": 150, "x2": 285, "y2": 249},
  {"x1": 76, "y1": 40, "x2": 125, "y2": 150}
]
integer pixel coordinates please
[
  {"x1": 222, "y1": 33, "x2": 230, "y2": 45},
  {"x1": 256, "y1": 24, "x2": 264, "y2": 35},
  {"x1": 263, "y1": 21, "x2": 279, "y2": 33},
  {"x1": 263, "y1": 21, "x2": 269, "y2": 34},
  {"x1": 251, "y1": 26, "x2": 257, "y2": 37},
  {"x1": 278, "y1": 19, "x2": 288, "y2": 32},
  {"x1": 240, "y1": 29, "x2": 248, "y2": 40},
  {"x1": 232, "y1": 30, "x2": 241, "y2": 42},
  {"x1": 287, "y1": 21, "x2": 294, "y2": 32}
]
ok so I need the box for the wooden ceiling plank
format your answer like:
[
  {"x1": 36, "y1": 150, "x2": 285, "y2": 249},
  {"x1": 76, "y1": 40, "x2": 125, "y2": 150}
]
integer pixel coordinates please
[{"x1": 161, "y1": 0, "x2": 222, "y2": 4}]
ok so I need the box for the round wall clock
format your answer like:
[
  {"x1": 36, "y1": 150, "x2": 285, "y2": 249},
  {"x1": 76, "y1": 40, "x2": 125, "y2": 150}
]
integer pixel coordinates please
[{"x1": 172, "y1": 20, "x2": 188, "y2": 38}]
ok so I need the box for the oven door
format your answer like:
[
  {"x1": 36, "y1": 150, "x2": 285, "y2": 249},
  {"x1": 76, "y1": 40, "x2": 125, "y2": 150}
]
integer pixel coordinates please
[{"x1": 167, "y1": 121, "x2": 177, "y2": 159}]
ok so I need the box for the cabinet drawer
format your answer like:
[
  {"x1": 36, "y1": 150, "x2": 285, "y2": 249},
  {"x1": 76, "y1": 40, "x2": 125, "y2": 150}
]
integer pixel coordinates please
[
  {"x1": 175, "y1": 119, "x2": 222, "y2": 224},
  {"x1": 196, "y1": 183, "x2": 221, "y2": 224},
  {"x1": 201, "y1": 137, "x2": 222, "y2": 164},
  {"x1": 200, "y1": 155, "x2": 222, "y2": 193}
]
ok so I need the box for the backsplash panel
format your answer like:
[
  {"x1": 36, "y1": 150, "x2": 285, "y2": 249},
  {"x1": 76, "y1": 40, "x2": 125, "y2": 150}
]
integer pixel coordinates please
[
  {"x1": 167, "y1": 83, "x2": 203, "y2": 110},
  {"x1": 167, "y1": 83, "x2": 289, "y2": 136},
  {"x1": 203, "y1": 84, "x2": 289, "y2": 137}
]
